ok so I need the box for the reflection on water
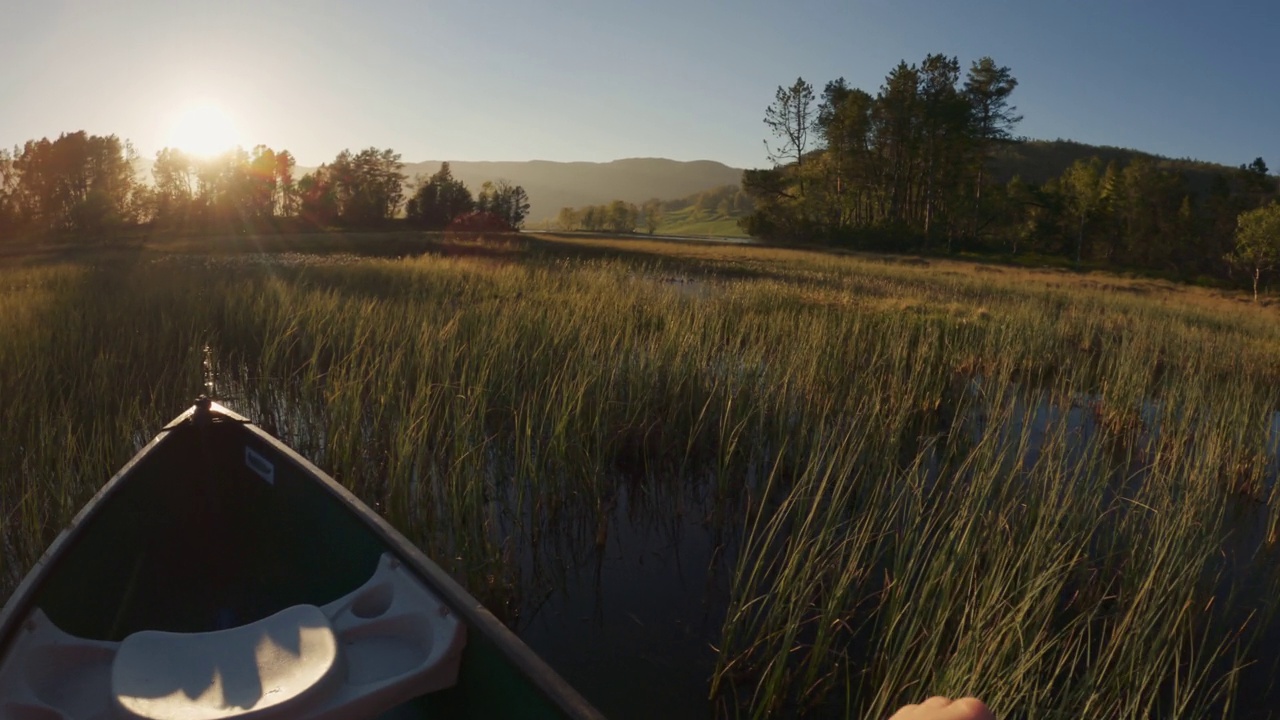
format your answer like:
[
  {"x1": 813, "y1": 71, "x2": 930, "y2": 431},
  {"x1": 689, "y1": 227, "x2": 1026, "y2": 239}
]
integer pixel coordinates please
[{"x1": 520, "y1": 484, "x2": 738, "y2": 719}]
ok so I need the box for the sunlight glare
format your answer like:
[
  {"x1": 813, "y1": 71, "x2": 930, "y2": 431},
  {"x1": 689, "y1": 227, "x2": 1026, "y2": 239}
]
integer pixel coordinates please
[{"x1": 166, "y1": 102, "x2": 241, "y2": 157}]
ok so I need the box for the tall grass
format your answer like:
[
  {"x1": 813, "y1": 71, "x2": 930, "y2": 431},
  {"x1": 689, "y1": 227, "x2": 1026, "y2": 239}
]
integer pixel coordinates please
[{"x1": 1, "y1": 236, "x2": 1279, "y2": 718}]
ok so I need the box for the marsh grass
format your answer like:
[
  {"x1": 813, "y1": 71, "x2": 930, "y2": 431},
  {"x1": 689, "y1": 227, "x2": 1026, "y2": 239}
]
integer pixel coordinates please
[{"x1": 2, "y1": 233, "x2": 1280, "y2": 717}]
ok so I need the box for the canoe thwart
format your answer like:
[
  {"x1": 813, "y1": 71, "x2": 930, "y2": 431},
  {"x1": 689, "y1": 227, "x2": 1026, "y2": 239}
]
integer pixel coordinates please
[{"x1": 0, "y1": 554, "x2": 467, "y2": 720}]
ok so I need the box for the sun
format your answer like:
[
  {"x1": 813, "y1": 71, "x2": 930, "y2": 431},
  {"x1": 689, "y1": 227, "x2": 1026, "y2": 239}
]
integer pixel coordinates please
[{"x1": 165, "y1": 102, "x2": 241, "y2": 157}]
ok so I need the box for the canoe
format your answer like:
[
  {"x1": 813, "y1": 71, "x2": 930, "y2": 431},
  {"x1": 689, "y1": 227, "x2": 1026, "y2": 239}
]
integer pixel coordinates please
[{"x1": 0, "y1": 399, "x2": 603, "y2": 719}]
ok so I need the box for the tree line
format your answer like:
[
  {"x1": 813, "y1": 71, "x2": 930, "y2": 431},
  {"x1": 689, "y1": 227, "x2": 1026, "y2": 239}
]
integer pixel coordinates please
[
  {"x1": 554, "y1": 186, "x2": 754, "y2": 234},
  {"x1": 0, "y1": 132, "x2": 529, "y2": 239},
  {"x1": 658, "y1": 184, "x2": 753, "y2": 218},
  {"x1": 742, "y1": 55, "x2": 1279, "y2": 290},
  {"x1": 555, "y1": 199, "x2": 659, "y2": 234}
]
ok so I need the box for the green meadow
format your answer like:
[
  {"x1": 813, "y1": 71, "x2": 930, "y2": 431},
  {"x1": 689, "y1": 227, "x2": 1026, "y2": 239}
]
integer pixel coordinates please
[
  {"x1": 653, "y1": 207, "x2": 750, "y2": 237},
  {"x1": 3, "y1": 231, "x2": 1280, "y2": 718}
]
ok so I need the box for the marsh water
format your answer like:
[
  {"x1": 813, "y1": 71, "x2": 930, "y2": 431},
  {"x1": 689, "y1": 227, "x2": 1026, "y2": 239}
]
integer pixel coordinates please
[
  {"x1": 213, "y1": 364, "x2": 1280, "y2": 719},
  {"x1": 64, "y1": 244, "x2": 1274, "y2": 712}
]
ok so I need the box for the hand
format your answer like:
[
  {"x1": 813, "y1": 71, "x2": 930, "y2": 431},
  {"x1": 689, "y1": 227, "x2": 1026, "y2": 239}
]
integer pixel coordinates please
[{"x1": 889, "y1": 696, "x2": 994, "y2": 720}]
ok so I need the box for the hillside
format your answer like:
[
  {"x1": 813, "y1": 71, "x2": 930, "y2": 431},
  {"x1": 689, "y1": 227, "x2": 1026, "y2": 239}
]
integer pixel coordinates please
[
  {"x1": 539, "y1": 183, "x2": 754, "y2": 236},
  {"x1": 653, "y1": 208, "x2": 749, "y2": 237},
  {"x1": 126, "y1": 140, "x2": 1257, "y2": 230},
  {"x1": 990, "y1": 139, "x2": 1244, "y2": 193}
]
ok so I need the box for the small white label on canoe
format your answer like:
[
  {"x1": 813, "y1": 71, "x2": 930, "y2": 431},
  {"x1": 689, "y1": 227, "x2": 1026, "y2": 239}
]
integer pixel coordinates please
[{"x1": 245, "y1": 446, "x2": 275, "y2": 485}]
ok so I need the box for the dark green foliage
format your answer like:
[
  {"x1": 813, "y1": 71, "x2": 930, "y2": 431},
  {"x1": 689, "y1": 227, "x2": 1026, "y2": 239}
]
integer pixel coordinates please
[
  {"x1": 555, "y1": 200, "x2": 638, "y2": 233},
  {"x1": 2, "y1": 132, "x2": 137, "y2": 237},
  {"x1": 742, "y1": 56, "x2": 1005, "y2": 248},
  {"x1": 1229, "y1": 201, "x2": 1280, "y2": 300},
  {"x1": 558, "y1": 185, "x2": 752, "y2": 235},
  {"x1": 989, "y1": 140, "x2": 1233, "y2": 190},
  {"x1": 405, "y1": 162, "x2": 474, "y2": 230},
  {"x1": 475, "y1": 180, "x2": 531, "y2": 230},
  {"x1": 297, "y1": 165, "x2": 340, "y2": 227},
  {"x1": 741, "y1": 55, "x2": 1278, "y2": 290},
  {"x1": 328, "y1": 147, "x2": 406, "y2": 225},
  {"x1": 0, "y1": 150, "x2": 18, "y2": 240},
  {"x1": 143, "y1": 144, "x2": 302, "y2": 231},
  {"x1": 642, "y1": 199, "x2": 662, "y2": 234}
]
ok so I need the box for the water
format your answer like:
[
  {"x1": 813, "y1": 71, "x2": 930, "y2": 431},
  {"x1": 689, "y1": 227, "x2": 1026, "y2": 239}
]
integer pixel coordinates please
[
  {"x1": 217, "y1": 365, "x2": 1280, "y2": 718},
  {"x1": 519, "y1": 484, "x2": 738, "y2": 718}
]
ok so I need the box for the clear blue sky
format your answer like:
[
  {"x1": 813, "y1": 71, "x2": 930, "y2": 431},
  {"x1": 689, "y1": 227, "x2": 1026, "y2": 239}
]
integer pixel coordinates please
[{"x1": 2, "y1": 0, "x2": 1276, "y2": 170}]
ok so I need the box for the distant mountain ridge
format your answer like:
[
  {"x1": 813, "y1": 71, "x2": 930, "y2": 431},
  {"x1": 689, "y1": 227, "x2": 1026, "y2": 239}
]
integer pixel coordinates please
[
  {"x1": 127, "y1": 141, "x2": 1259, "y2": 228},
  {"x1": 394, "y1": 158, "x2": 743, "y2": 222},
  {"x1": 128, "y1": 156, "x2": 744, "y2": 223}
]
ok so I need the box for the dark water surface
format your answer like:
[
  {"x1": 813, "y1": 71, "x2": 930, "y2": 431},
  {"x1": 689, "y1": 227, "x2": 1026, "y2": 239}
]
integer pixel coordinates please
[
  {"x1": 218, "y1": 364, "x2": 1280, "y2": 719},
  {"x1": 518, "y1": 485, "x2": 738, "y2": 719}
]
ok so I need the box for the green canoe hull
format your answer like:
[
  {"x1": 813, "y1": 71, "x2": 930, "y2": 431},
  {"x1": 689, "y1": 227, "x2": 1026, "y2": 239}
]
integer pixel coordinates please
[{"x1": 0, "y1": 401, "x2": 601, "y2": 719}]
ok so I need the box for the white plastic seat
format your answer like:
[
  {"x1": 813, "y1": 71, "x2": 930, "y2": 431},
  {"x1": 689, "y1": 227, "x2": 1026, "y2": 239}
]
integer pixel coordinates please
[
  {"x1": 112, "y1": 604, "x2": 340, "y2": 720},
  {"x1": 0, "y1": 554, "x2": 465, "y2": 720}
]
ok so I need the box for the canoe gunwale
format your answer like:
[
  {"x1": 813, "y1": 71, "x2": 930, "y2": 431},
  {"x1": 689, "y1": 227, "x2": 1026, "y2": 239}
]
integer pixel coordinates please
[
  {"x1": 231, "y1": 407, "x2": 606, "y2": 720},
  {"x1": 0, "y1": 422, "x2": 177, "y2": 660},
  {"x1": 0, "y1": 402, "x2": 605, "y2": 720}
]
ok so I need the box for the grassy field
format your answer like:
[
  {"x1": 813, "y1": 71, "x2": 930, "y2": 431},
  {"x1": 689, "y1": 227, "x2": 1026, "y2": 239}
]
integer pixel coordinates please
[
  {"x1": 2, "y1": 230, "x2": 1280, "y2": 718},
  {"x1": 653, "y1": 206, "x2": 750, "y2": 237}
]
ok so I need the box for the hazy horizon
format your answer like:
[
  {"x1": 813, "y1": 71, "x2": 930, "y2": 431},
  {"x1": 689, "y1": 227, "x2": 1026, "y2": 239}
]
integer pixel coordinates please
[{"x1": 3, "y1": 0, "x2": 1277, "y2": 169}]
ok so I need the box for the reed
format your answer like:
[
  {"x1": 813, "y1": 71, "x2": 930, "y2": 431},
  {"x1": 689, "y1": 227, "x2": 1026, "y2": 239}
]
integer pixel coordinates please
[{"x1": 1, "y1": 234, "x2": 1279, "y2": 717}]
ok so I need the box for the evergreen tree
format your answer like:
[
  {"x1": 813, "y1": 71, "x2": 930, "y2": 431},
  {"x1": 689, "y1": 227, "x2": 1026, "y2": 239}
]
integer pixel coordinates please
[
  {"x1": 964, "y1": 57, "x2": 1021, "y2": 236},
  {"x1": 406, "y1": 162, "x2": 473, "y2": 229}
]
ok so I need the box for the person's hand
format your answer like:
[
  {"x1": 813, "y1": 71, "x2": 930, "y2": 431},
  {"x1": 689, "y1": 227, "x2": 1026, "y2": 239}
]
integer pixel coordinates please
[{"x1": 888, "y1": 696, "x2": 993, "y2": 720}]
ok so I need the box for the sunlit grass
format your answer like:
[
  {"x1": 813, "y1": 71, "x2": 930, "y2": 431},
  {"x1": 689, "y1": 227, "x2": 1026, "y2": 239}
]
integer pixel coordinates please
[{"x1": 2, "y1": 233, "x2": 1280, "y2": 717}]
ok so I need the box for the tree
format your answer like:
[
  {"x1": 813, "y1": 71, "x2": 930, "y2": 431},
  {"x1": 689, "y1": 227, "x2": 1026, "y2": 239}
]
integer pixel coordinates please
[
  {"x1": 964, "y1": 58, "x2": 1021, "y2": 235},
  {"x1": 556, "y1": 206, "x2": 578, "y2": 231},
  {"x1": 475, "y1": 181, "x2": 495, "y2": 215},
  {"x1": 246, "y1": 145, "x2": 279, "y2": 222},
  {"x1": 1094, "y1": 160, "x2": 1123, "y2": 261},
  {"x1": 329, "y1": 147, "x2": 405, "y2": 225},
  {"x1": 475, "y1": 180, "x2": 529, "y2": 229},
  {"x1": 485, "y1": 180, "x2": 530, "y2": 229},
  {"x1": 192, "y1": 147, "x2": 253, "y2": 227},
  {"x1": 917, "y1": 54, "x2": 969, "y2": 245},
  {"x1": 1229, "y1": 202, "x2": 1280, "y2": 301},
  {"x1": 607, "y1": 200, "x2": 637, "y2": 233},
  {"x1": 297, "y1": 166, "x2": 339, "y2": 226},
  {"x1": 0, "y1": 149, "x2": 18, "y2": 238},
  {"x1": 152, "y1": 148, "x2": 197, "y2": 224},
  {"x1": 964, "y1": 58, "x2": 1021, "y2": 146},
  {"x1": 405, "y1": 162, "x2": 473, "y2": 229},
  {"x1": 11, "y1": 132, "x2": 136, "y2": 234},
  {"x1": 1061, "y1": 157, "x2": 1102, "y2": 264},
  {"x1": 764, "y1": 78, "x2": 815, "y2": 195},
  {"x1": 816, "y1": 80, "x2": 873, "y2": 231},
  {"x1": 740, "y1": 166, "x2": 804, "y2": 241},
  {"x1": 642, "y1": 198, "x2": 662, "y2": 234},
  {"x1": 447, "y1": 210, "x2": 513, "y2": 241},
  {"x1": 1238, "y1": 157, "x2": 1277, "y2": 203},
  {"x1": 873, "y1": 62, "x2": 922, "y2": 226},
  {"x1": 275, "y1": 150, "x2": 297, "y2": 216},
  {"x1": 502, "y1": 183, "x2": 531, "y2": 229}
]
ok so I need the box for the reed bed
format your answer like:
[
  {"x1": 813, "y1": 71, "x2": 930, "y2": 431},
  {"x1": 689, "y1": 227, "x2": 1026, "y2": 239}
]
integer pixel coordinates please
[{"x1": 2, "y1": 235, "x2": 1279, "y2": 718}]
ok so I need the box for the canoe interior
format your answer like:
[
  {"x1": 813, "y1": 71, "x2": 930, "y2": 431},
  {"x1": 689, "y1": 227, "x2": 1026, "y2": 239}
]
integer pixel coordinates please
[{"x1": 18, "y1": 413, "x2": 574, "y2": 719}]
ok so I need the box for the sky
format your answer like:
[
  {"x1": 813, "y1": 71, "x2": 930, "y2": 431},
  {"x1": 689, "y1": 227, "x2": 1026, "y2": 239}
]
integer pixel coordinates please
[{"x1": 1, "y1": 0, "x2": 1277, "y2": 170}]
